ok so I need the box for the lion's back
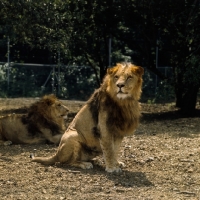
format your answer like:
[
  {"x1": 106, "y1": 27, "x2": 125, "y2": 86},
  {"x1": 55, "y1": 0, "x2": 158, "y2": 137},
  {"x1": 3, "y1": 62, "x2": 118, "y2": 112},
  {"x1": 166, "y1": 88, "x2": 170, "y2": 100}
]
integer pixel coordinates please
[{"x1": 0, "y1": 114, "x2": 29, "y2": 143}]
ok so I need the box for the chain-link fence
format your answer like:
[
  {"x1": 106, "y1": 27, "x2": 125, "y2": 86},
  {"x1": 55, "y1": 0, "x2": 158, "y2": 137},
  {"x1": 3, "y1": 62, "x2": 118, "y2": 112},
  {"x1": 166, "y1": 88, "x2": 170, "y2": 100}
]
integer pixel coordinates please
[
  {"x1": 0, "y1": 62, "x2": 175, "y2": 102},
  {"x1": 0, "y1": 62, "x2": 98, "y2": 100}
]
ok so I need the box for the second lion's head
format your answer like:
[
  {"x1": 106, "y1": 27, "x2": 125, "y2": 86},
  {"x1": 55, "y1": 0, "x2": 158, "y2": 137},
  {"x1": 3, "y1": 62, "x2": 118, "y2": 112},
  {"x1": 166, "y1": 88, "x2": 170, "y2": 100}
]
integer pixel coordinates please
[
  {"x1": 28, "y1": 94, "x2": 69, "y2": 123},
  {"x1": 104, "y1": 63, "x2": 144, "y2": 101}
]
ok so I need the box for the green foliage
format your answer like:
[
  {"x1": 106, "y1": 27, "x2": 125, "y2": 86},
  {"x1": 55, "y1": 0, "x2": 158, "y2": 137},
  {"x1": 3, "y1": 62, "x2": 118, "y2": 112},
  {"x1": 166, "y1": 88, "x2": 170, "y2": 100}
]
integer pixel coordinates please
[
  {"x1": 63, "y1": 65, "x2": 98, "y2": 100},
  {"x1": 0, "y1": 0, "x2": 200, "y2": 114},
  {"x1": 142, "y1": 68, "x2": 175, "y2": 103},
  {"x1": 155, "y1": 80, "x2": 175, "y2": 103},
  {"x1": 6, "y1": 65, "x2": 52, "y2": 97},
  {"x1": 0, "y1": 64, "x2": 6, "y2": 80}
]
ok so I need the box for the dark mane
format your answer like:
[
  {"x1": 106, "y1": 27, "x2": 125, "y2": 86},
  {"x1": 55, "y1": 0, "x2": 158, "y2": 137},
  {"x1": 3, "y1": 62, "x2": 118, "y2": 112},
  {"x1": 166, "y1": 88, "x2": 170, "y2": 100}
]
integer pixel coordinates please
[
  {"x1": 104, "y1": 94, "x2": 138, "y2": 132},
  {"x1": 21, "y1": 97, "x2": 62, "y2": 137},
  {"x1": 87, "y1": 88, "x2": 102, "y2": 125},
  {"x1": 87, "y1": 86, "x2": 140, "y2": 136}
]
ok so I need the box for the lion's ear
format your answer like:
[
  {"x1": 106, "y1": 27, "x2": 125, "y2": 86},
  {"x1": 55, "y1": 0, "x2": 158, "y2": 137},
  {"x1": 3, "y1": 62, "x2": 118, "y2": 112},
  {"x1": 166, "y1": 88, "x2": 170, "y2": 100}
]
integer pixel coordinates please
[
  {"x1": 107, "y1": 67, "x2": 114, "y2": 75},
  {"x1": 133, "y1": 66, "x2": 144, "y2": 76},
  {"x1": 42, "y1": 95, "x2": 55, "y2": 106},
  {"x1": 107, "y1": 65, "x2": 119, "y2": 75}
]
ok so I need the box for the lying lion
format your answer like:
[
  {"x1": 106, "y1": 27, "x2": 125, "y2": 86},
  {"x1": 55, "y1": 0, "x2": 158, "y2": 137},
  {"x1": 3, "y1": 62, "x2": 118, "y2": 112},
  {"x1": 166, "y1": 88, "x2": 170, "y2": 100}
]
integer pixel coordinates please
[
  {"x1": 0, "y1": 94, "x2": 69, "y2": 145},
  {"x1": 32, "y1": 63, "x2": 144, "y2": 173}
]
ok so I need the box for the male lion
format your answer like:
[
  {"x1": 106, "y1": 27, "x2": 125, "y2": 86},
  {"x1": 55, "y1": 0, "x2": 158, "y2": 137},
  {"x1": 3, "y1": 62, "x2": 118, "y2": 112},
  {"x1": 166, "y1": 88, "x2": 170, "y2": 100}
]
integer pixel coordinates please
[
  {"x1": 0, "y1": 94, "x2": 69, "y2": 145},
  {"x1": 32, "y1": 63, "x2": 144, "y2": 173}
]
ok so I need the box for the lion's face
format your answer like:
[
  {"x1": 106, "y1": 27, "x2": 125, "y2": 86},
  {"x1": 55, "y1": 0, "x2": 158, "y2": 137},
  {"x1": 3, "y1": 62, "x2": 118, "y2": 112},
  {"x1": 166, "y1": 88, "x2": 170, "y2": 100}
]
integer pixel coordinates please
[
  {"x1": 50, "y1": 100, "x2": 69, "y2": 119},
  {"x1": 38, "y1": 95, "x2": 69, "y2": 120},
  {"x1": 106, "y1": 63, "x2": 144, "y2": 100}
]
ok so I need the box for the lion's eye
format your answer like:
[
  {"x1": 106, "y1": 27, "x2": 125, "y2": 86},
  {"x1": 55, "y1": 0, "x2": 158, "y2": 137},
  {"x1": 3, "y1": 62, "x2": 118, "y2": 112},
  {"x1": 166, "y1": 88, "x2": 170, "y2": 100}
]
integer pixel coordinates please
[
  {"x1": 127, "y1": 76, "x2": 133, "y2": 80},
  {"x1": 114, "y1": 75, "x2": 118, "y2": 80}
]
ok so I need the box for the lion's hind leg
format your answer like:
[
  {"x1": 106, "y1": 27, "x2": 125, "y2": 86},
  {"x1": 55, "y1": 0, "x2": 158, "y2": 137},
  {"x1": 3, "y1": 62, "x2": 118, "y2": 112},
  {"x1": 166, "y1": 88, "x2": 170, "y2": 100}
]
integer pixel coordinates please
[
  {"x1": 71, "y1": 161, "x2": 93, "y2": 169},
  {"x1": 68, "y1": 144, "x2": 96, "y2": 170},
  {"x1": 50, "y1": 133, "x2": 95, "y2": 169}
]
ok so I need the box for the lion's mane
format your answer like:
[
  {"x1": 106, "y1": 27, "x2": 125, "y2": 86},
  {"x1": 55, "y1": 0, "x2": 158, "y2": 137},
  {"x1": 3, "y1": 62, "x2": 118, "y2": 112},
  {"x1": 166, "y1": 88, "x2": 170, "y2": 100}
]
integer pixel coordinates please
[
  {"x1": 87, "y1": 65, "x2": 143, "y2": 137},
  {"x1": 22, "y1": 95, "x2": 63, "y2": 137}
]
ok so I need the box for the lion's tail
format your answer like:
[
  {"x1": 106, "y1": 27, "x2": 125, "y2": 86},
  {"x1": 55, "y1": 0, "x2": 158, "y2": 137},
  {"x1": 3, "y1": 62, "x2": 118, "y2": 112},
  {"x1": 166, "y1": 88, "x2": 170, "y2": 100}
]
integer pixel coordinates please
[{"x1": 31, "y1": 154, "x2": 58, "y2": 165}]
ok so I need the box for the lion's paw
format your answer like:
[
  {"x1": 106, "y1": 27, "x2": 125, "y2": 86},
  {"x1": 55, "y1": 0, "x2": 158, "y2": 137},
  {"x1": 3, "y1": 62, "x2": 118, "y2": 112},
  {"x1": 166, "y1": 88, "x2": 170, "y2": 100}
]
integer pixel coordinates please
[
  {"x1": 92, "y1": 157, "x2": 104, "y2": 166},
  {"x1": 4, "y1": 141, "x2": 12, "y2": 146},
  {"x1": 105, "y1": 167, "x2": 122, "y2": 173},
  {"x1": 80, "y1": 162, "x2": 93, "y2": 169}
]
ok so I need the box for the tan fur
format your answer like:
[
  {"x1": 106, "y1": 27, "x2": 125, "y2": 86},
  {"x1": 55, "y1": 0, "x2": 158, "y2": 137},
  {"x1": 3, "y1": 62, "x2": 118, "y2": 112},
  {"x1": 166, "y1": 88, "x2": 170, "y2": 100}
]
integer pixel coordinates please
[
  {"x1": 32, "y1": 63, "x2": 144, "y2": 173},
  {"x1": 0, "y1": 94, "x2": 69, "y2": 145}
]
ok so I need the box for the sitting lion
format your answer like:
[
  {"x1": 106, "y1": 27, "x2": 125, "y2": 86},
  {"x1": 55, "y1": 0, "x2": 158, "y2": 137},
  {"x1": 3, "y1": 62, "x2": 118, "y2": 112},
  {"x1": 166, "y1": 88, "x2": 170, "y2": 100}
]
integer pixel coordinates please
[
  {"x1": 32, "y1": 63, "x2": 144, "y2": 173},
  {"x1": 0, "y1": 94, "x2": 69, "y2": 145}
]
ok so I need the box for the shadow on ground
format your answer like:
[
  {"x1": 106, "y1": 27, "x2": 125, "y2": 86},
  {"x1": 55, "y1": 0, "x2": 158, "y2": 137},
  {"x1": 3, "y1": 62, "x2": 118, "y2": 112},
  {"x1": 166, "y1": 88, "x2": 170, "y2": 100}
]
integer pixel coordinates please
[
  {"x1": 58, "y1": 164, "x2": 153, "y2": 188},
  {"x1": 141, "y1": 109, "x2": 200, "y2": 122}
]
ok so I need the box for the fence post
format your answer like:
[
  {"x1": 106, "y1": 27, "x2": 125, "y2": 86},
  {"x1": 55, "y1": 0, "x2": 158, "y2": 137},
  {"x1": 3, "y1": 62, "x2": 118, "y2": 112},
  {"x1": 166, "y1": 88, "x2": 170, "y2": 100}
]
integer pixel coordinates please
[
  {"x1": 52, "y1": 65, "x2": 55, "y2": 94},
  {"x1": 155, "y1": 39, "x2": 159, "y2": 95},
  {"x1": 7, "y1": 36, "x2": 10, "y2": 92},
  {"x1": 57, "y1": 47, "x2": 60, "y2": 96}
]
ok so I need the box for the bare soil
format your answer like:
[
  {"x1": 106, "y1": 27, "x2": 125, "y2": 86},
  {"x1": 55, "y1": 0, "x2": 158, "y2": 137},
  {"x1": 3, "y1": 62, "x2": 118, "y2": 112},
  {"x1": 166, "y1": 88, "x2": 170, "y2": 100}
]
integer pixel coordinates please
[{"x1": 0, "y1": 98, "x2": 200, "y2": 200}]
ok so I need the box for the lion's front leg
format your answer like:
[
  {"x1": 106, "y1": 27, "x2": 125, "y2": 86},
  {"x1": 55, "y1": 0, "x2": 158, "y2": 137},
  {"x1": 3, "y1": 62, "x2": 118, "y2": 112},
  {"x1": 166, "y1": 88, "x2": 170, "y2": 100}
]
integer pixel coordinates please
[
  {"x1": 114, "y1": 136, "x2": 125, "y2": 168},
  {"x1": 100, "y1": 135, "x2": 123, "y2": 173}
]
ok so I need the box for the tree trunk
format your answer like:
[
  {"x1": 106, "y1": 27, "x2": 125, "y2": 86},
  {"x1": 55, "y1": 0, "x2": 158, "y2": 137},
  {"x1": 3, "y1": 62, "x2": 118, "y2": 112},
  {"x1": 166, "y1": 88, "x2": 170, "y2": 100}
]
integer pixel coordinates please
[
  {"x1": 100, "y1": 64, "x2": 107, "y2": 83},
  {"x1": 175, "y1": 85, "x2": 199, "y2": 115},
  {"x1": 175, "y1": 86, "x2": 183, "y2": 108}
]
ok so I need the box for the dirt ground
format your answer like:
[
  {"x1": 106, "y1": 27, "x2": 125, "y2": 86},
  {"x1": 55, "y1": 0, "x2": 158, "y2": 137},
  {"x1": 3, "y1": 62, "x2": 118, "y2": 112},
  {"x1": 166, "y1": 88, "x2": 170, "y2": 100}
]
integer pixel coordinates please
[{"x1": 0, "y1": 98, "x2": 200, "y2": 200}]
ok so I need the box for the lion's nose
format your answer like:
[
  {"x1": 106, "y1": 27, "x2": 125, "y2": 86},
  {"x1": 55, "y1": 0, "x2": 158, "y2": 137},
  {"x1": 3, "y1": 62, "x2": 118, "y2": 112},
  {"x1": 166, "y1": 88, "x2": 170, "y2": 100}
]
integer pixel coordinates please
[{"x1": 117, "y1": 83, "x2": 125, "y2": 89}]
